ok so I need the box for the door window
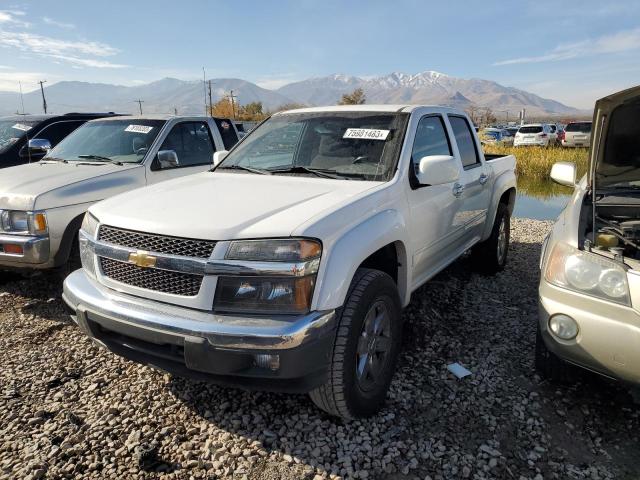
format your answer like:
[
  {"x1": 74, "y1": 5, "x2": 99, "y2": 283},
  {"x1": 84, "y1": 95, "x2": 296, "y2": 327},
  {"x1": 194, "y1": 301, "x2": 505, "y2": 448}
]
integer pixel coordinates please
[
  {"x1": 158, "y1": 122, "x2": 215, "y2": 168},
  {"x1": 214, "y1": 118, "x2": 239, "y2": 150},
  {"x1": 448, "y1": 116, "x2": 480, "y2": 168},
  {"x1": 35, "y1": 121, "x2": 84, "y2": 147},
  {"x1": 411, "y1": 116, "x2": 451, "y2": 167}
]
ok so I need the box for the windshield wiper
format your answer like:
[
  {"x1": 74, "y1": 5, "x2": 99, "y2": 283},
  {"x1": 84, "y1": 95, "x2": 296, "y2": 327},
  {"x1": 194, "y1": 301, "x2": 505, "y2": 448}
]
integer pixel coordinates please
[
  {"x1": 216, "y1": 165, "x2": 269, "y2": 175},
  {"x1": 77, "y1": 154, "x2": 123, "y2": 166},
  {"x1": 267, "y1": 166, "x2": 345, "y2": 179},
  {"x1": 41, "y1": 157, "x2": 67, "y2": 163}
]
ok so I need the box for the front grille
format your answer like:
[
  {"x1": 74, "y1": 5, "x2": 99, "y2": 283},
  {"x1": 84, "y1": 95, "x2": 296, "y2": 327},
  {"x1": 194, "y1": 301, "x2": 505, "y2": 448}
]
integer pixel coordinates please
[
  {"x1": 100, "y1": 258, "x2": 203, "y2": 296},
  {"x1": 98, "y1": 225, "x2": 216, "y2": 258}
]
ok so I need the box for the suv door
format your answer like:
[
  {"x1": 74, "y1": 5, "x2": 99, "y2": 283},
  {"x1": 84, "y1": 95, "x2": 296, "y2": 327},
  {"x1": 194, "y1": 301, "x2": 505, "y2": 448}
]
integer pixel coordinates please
[
  {"x1": 407, "y1": 114, "x2": 464, "y2": 287},
  {"x1": 148, "y1": 121, "x2": 216, "y2": 183},
  {"x1": 447, "y1": 115, "x2": 492, "y2": 241}
]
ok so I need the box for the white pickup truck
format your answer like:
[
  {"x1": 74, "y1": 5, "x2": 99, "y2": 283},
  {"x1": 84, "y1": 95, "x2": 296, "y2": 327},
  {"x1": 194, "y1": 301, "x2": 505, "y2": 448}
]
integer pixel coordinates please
[
  {"x1": 0, "y1": 115, "x2": 238, "y2": 275},
  {"x1": 63, "y1": 105, "x2": 516, "y2": 418}
]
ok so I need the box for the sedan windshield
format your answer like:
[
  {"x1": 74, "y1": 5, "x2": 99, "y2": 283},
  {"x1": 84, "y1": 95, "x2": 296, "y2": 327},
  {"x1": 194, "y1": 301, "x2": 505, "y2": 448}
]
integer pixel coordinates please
[
  {"x1": 0, "y1": 120, "x2": 38, "y2": 152},
  {"x1": 45, "y1": 119, "x2": 165, "y2": 163},
  {"x1": 217, "y1": 112, "x2": 409, "y2": 181}
]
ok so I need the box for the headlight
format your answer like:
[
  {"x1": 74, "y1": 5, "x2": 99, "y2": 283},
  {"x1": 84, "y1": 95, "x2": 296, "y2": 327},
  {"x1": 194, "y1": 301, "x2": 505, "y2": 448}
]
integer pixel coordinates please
[
  {"x1": 79, "y1": 213, "x2": 99, "y2": 277},
  {"x1": 544, "y1": 242, "x2": 630, "y2": 305},
  {"x1": 0, "y1": 210, "x2": 47, "y2": 235},
  {"x1": 215, "y1": 239, "x2": 321, "y2": 314},
  {"x1": 80, "y1": 212, "x2": 99, "y2": 238}
]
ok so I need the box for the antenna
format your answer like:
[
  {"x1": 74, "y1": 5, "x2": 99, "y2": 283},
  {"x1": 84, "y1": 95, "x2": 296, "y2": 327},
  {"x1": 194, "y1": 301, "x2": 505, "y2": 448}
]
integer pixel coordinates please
[
  {"x1": 134, "y1": 99, "x2": 144, "y2": 115},
  {"x1": 38, "y1": 80, "x2": 47, "y2": 114},
  {"x1": 19, "y1": 81, "x2": 25, "y2": 115}
]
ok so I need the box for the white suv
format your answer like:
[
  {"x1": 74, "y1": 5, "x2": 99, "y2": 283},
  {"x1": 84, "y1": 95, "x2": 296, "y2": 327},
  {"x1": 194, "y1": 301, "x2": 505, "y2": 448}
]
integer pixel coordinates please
[{"x1": 514, "y1": 124, "x2": 552, "y2": 147}]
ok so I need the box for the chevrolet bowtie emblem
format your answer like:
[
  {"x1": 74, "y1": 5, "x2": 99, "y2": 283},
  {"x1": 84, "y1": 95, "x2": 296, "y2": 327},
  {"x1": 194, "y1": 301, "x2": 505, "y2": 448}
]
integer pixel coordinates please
[{"x1": 128, "y1": 250, "x2": 157, "y2": 268}]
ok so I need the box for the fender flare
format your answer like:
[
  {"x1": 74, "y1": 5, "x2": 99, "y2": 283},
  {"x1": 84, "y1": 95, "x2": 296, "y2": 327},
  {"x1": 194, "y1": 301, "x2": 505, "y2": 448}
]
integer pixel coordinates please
[
  {"x1": 481, "y1": 175, "x2": 516, "y2": 241},
  {"x1": 314, "y1": 209, "x2": 410, "y2": 310},
  {"x1": 53, "y1": 212, "x2": 86, "y2": 267}
]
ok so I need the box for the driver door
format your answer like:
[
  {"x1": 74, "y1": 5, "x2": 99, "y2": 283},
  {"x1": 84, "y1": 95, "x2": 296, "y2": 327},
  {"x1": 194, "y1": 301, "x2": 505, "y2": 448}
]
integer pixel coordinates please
[{"x1": 147, "y1": 121, "x2": 216, "y2": 184}]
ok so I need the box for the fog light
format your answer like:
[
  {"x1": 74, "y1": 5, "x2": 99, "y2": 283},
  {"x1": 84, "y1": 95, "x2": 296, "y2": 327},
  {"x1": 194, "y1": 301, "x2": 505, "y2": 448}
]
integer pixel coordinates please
[
  {"x1": 549, "y1": 314, "x2": 579, "y2": 340},
  {"x1": 254, "y1": 354, "x2": 280, "y2": 371},
  {"x1": 3, "y1": 244, "x2": 23, "y2": 255}
]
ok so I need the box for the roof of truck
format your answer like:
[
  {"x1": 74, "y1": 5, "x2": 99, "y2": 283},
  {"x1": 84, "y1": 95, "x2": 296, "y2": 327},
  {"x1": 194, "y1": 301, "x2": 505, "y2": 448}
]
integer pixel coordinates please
[{"x1": 276, "y1": 104, "x2": 460, "y2": 115}]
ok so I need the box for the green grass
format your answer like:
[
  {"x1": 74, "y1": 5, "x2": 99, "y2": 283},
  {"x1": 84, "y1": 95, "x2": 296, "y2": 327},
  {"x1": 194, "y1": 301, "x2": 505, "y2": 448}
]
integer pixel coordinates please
[{"x1": 483, "y1": 144, "x2": 589, "y2": 181}]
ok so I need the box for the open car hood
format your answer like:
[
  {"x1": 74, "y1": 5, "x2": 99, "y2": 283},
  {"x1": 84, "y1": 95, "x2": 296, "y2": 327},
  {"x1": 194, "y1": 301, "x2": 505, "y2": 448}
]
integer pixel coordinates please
[{"x1": 591, "y1": 85, "x2": 640, "y2": 189}]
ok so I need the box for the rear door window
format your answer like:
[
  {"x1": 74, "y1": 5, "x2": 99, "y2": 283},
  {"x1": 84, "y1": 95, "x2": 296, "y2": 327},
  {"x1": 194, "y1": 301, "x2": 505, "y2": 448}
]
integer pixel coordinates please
[
  {"x1": 565, "y1": 122, "x2": 592, "y2": 133},
  {"x1": 214, "y1": 118, "x2": 239, "y2": 149},
  {"x1": 448, "y1": 115, "x2": 480, "y2": 168}
]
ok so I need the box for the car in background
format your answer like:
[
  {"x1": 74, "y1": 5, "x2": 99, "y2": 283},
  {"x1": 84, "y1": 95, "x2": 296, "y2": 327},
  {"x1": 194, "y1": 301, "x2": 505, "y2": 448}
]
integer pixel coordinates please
[
  {"x1": 514, "y1": 124, "x2": 553, "y2": 147},
  {"x1": 548, "y1": 124, "x2": 559, "y2": 145},
  {"x1": 562, "y1": 121, "x2": 592, "y2": 148},
  {"x1": 0, "y1": 113, "x2": 118, "y2": 168},
  {"x1": 538, "y1": 85, "x2": 640, "y2": 387},
  {"x1": 505, "y1": 127, "x2": 520, "y2": 138},
  {"x1": 480, "y1": 127, "x2": 514, "y2": 146}
]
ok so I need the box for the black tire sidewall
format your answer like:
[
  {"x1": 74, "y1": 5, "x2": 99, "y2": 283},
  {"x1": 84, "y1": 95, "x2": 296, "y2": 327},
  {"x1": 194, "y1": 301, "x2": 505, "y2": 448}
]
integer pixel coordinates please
[
  {"x1": 340, "y1": 272, "x2": 402, "y2": 417},
  {"x1": 496, "y1": 205, "x2": 510, "y2": 267}
]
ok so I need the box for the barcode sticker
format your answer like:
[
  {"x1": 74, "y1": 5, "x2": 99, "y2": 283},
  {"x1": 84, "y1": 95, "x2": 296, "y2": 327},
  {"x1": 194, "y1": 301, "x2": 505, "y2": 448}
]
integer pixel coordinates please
[
  {"x1": 12, "y1": 123, "x2": 32, "y2": 131},
  {"x1": 343, "y1": 128, "x2": 390, "y2": 140},
  {"x1": 125, "y1": 125, "x2": 154, "y2": 134}
]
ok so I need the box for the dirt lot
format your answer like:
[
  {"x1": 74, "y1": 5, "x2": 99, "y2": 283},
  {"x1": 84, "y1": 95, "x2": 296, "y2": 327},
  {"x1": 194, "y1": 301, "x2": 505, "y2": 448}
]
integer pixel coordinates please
[{"x1": 1, "y1": 218, "x2": 639, "y2": 480}]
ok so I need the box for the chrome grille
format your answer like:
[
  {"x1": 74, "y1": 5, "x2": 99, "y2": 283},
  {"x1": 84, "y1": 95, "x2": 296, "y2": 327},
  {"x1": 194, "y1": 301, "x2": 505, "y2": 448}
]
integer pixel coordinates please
[
  {"x1": 100, "y1": 258, "x2": 203, "y2": 296},
  {"x1": 98, "y1": 225, "x2": 216, "y2": 258}
]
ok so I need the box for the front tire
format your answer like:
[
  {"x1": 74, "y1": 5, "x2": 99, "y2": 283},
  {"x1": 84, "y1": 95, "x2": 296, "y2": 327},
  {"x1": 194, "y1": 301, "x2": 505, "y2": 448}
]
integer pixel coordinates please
[
  {"x1": 309, "y1": 268, "x2": 402, "y2": 419},
  {"x1": 472, "y1": 203, "x2": 510, "y2": 274}
]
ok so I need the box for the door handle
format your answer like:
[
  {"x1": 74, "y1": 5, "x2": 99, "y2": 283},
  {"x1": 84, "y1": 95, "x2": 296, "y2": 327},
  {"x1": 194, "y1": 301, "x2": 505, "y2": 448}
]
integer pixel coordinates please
[
  {"x1": 479, "y1": 173, "x2": 489, "y2": 185},
  {"x1": 452, "y1": 183, "x2": 465, "y2": 197}
]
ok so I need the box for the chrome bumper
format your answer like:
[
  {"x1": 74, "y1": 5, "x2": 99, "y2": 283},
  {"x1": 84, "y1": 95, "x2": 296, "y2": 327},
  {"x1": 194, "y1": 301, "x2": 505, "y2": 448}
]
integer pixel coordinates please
[
  {"x1": 0, "y1": 233, "x2": 49, "y2": 265},
  {"x1": 63, "y1": 269, "x2": 336, "y2": 350}
]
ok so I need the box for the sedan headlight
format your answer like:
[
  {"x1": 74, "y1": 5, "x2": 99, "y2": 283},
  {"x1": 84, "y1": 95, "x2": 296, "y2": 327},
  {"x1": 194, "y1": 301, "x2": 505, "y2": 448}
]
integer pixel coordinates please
[
  {"x1": 0, "y1": 210, "x2": 47, "y2": 235},
  {"x1": 544, "y1": 242, "x2": 630, "y2": 305},
  {"x1": 215, "y1": 239, "x2": 321, "y2": 314}
]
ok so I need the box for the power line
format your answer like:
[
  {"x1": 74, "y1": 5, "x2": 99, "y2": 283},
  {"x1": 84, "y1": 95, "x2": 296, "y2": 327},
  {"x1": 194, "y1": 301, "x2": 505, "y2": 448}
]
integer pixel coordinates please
[
  {"x1": 38, "y1": 80, "x2": 47, "y2": 114},
  {"x1": 133, "y1": 99, "x2": 144, "y2": 115}
]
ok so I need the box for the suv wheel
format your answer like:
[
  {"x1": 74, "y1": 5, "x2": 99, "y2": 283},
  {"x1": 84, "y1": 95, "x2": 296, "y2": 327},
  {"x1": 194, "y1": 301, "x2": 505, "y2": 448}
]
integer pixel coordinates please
[
  {"x1": 309, "y1": 268, "x2": 402, "y2": 419},
  {"x1": 472, "y1": 203, "x2": 510, "y2": 274}
]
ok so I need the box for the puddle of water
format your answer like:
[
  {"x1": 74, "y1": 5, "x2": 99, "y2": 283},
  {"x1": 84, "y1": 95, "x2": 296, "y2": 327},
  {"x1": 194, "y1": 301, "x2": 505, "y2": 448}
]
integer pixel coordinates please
[{"x1": 514, "y1": 176, "x2": 572, "y2": 220}]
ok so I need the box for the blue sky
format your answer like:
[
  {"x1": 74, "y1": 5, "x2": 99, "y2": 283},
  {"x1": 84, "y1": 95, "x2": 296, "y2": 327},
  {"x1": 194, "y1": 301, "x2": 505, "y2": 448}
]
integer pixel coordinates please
[{"x1": 0, "y1": 0, "x2": 639, "y2": 108}]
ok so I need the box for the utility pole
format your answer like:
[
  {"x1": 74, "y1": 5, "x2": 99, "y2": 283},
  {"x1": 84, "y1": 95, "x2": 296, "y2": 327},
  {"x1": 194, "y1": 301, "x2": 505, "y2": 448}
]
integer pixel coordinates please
[
  {"x1": 202, "y1": 67, "x2": 207, "y2": 116},
  {"x1": 228, "y1": 90, "x2": 237, "y2": 119},
  {"x1": 208, "y1": 80, "x2": 214, "y2": 117},
  {"x1": 134, "y1": 99, "x2": 144, "y2": 115},
  {"x1": 38, "y1": 80, "x2": 47, "y2": 114},
  {"x1": 19, "y1": 81, "x2": 25, "y2": 115},
  {"x1": 174, "y1": 107, "x2": 178, "y2": 115}
]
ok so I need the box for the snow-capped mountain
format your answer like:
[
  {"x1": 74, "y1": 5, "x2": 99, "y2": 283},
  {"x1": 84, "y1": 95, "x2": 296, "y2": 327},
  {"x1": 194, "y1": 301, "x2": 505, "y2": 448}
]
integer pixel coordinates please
[{"x1": 0, "y1": 71, "x2": 585, "y2": 117}]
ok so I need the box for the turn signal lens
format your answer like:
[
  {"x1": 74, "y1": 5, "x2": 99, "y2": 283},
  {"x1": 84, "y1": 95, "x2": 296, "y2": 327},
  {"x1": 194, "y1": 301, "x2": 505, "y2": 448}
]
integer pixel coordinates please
[
  {"x1": 32, "y1": 213, "x2": 47, "y2": 233},
  {"x1": 226, "y1": 239, "x2": 321, "y2": 262},
  {"x1": 3, "y1": 244, "x2": 23, "y2": 255}
]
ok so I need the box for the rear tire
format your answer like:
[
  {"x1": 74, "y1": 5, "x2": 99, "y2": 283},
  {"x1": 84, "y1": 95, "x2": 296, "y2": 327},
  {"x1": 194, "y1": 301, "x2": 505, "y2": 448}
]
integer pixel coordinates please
[
  {"x1": 535, "y1": 324, "x2": 573, "y2": 382},
  {"x1": 309, "y1": 268, "x2": 402, "y2": 419},
  {"x1": 472, "y1": 203, "x2": 510, "y2": 274}
]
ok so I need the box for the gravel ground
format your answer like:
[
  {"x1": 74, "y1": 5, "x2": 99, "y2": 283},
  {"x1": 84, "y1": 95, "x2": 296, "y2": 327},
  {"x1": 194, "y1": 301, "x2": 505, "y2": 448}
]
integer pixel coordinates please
[{"x1": 1, "y1": 218, "x2": 640, "y2": 480}]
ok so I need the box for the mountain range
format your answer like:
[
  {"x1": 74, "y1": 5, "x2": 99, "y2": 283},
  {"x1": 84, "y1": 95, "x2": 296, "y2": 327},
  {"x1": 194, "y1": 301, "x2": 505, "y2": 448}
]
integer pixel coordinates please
[{"x1": 0, "y1": 71, "x2": 587, "y2": 118}]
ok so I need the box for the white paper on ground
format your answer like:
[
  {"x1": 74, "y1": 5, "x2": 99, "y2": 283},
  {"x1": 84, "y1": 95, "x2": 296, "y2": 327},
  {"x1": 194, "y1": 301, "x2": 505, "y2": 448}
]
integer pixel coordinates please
[{"x1": 447, "y1": 363, "x2": 472, "y2": 379}]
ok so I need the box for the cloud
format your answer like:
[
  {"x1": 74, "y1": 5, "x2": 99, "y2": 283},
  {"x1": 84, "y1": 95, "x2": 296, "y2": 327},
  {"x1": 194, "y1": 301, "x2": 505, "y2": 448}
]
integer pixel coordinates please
[
  {"x1": 0, "y1": 30, "x2": 126, "y2": 68},
  {"x1": 42, "y1": 17, "x2": 75, "y2": 29},
  {"x1": 494, "y1": 27, "x2": 640, "y2": 66},
  {"x1": 0, "y1": 9, "x2": 30, "y2": 27},
  {"x1": 0, "y1": 70, "x2": 50, "y2": 92}
]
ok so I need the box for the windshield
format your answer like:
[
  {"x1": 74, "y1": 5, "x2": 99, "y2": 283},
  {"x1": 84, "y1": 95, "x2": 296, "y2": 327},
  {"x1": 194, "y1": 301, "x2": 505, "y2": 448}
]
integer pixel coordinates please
[
  {"x1": 518, "y1": 126, "x2": 543, "y2": 134},
  {"x1": 217, "y1": 112, "x2": 409, "y2": 181},
  {"x1": 0, "y1": 120, "x2": 39, "y2": 152},
  {"x1": 566, "y1": 122, "x2": 592, "y2": 133},
  {"x1": 45, "y1": 119, "x2": 165, "y2": 163}
]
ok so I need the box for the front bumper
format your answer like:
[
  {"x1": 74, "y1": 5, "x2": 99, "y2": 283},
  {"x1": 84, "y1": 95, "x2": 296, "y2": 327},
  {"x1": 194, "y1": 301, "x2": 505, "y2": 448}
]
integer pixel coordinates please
[
  {"x1": 539, "y1": 279, "x2": 640, "y2": 384},
  {"x1": 0, "y1": 233, "x2": 49, "y2": 269},
  {"x1": 63, "y1": 269, "x2": 337, "y2": 392}
]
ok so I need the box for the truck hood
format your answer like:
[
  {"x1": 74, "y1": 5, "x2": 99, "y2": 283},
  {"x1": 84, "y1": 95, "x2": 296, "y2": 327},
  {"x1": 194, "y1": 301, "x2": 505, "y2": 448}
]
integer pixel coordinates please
[
  {"x1": 0, "y1": 162, "x2": 142, "y2": 210},
  {"x1": 591, "y1": 85, "x2": 640, "y2": 189},
  {"x1": 91, "y1": 172, "x2": 383, "y2": 240}
]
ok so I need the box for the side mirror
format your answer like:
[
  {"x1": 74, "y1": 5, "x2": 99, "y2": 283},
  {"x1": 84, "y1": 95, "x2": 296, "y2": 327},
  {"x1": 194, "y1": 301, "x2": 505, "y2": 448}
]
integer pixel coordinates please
[
  {"x1": 157, "y1": 150, "x2": 179, "y2": 169},
  {"x1": 21, "y1": 138, "x2": 52, "y2": 157},
  {"x1": 416, "y1": 155, "x2": 460, "y2": 186},
  {"x1": 213, "y1": 150, "x2": 228, "y2": 167},
  {"x1": 550, "y1": 161, "x2": 576, "y2": 187}
]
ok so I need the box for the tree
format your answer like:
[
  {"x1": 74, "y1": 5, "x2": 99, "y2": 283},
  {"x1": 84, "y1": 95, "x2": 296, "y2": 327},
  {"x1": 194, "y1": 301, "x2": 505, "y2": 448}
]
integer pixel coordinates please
[
  {"x1": 338, "y1": 88, "x2": 366, "y2": 105},
  {"x1": 272, "y1": 102, "x2": 308, "y2": 113},
  {"x1": 210, "y1": 98, "x2": 235, "y2": 118},
  {"x1": 240, "y1": 102, "x2": 264, "y2": 121}
]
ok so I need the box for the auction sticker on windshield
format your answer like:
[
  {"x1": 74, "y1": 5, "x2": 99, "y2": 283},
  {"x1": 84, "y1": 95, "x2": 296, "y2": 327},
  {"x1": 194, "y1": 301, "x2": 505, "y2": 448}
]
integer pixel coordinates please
[
  {"x1": 343, "y1": 128, "x2": 390, "y2": 140},
  {"x1": 12, "y1": 123, "x2": 32, "y2": 132},
  {"x1": 124, "y1": 125, "x2": 154, "y2": 134}
]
